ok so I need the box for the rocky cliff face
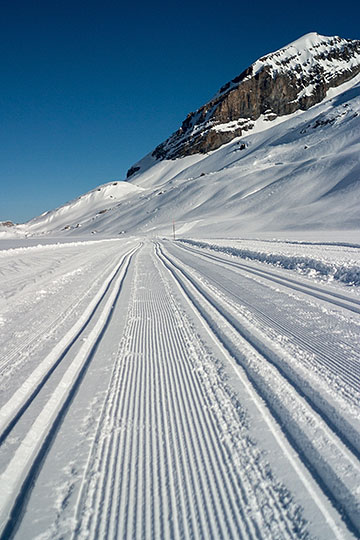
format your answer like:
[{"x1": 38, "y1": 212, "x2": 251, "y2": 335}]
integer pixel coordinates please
[{"x1": 127, "y1": 32, "x2": 360, "y2": 175}]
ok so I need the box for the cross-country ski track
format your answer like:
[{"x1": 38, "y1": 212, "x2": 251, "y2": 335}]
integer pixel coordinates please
[{"x1": 0, "y1": 238, "x2": 359, "y2": 539}]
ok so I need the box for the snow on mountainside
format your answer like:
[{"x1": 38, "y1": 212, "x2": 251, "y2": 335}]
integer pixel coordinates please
[
  {"x1": 127, "y1": 76, "x2": 360, "y2": 234},
  {"x1": 140, "y1": 32, "x2": 360, "y2": 163},
  {"x1": 17, "y1": 180, "x2": 143, "y2": 236},
  {"x1": 8, "y1": 32, "x2": 360, "y2": 238}
]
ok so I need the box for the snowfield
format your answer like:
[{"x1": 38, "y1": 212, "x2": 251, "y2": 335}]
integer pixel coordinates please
[
  {"x1": 0, "y1": 236, "x2": 359, "y2": 539},
  {"x1": 1, "y1": 32, "x2": 360, "y2": 540}
]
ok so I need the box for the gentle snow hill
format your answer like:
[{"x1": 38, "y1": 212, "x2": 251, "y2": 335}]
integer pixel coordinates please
[
  {"x1": 16, "y1": 181, "x2": 143, "y2": 237},
  {"x1": 9, "y1": 33, "x2": 360, "y2": 238}
]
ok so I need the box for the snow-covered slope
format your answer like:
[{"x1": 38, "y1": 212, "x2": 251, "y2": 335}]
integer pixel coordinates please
[
  {"x1": 17, "y1": 72, "x2": 360, "y2": 238},
  {"x1": 128, "y1": 76, "x2": 360, "y2": 235},
  {"x1": 18, "y1": 180, "x2": 143, "y2": 236},
  {"x1": 9, "y1": 33, "x2": 360, "y2": 238}
]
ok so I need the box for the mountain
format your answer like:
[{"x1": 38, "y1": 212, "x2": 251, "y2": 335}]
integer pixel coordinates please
[
  {"x1": 7, "y1": 32, "x2": 360, "y2": 238},
  {"x1": 128, "y1": 32, "x2": 360, "y2": 172}
]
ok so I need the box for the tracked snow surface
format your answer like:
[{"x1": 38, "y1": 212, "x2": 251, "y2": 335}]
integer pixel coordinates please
[{"x1": 1, "y1": 33, "x2": 360, "y2": 539}]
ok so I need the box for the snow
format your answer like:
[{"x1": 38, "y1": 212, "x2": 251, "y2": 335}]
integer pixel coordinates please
[
  {"x1": 178, "y1": 237, "x2": 360, "y2": 287},
  {"x1": 210, "y1": 33, "x2": 360, "y2": 103},
  {"x1": 20, "y1": 180, "x2": 143, "y2": 236},
  {"x1": 251, "y1": 32, "x2": 360, "y2": 80},
  {"x1": 1, "y1": 237, "x2": 359, "y2": 538},
  {"x1": 1, "y1": 33, "x2": 360, "y2": 540}
]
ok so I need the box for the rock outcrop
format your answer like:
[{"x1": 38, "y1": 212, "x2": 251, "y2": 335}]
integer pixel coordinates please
[
  {"x1": 127, "y1": 33, "x2": 360, "y2": 172},
  {"x1": 0, "y1": 221, "x2": 15, "y2": 227}
]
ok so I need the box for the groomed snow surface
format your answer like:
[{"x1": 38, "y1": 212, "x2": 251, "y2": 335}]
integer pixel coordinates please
[{"x1": 0, "y1": 235, "x2": 359, "y2": 539}]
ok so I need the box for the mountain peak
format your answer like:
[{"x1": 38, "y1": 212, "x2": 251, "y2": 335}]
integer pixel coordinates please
[
  {"x1": 283, "y1": 31, "x2": 328, "y2": 49},
  {"x1": 128, "y1": 32, "x2": 360, "y2": 175}
]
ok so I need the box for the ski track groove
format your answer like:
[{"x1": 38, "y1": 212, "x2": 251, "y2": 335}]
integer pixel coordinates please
[
  {"x1": 178, "y1": 242, "x2": 360, "y2": 313},
  {"x1": 0, "y1": 244, "x2": 139, "y2": 540},
  {"x1": 171, "y1": 242, "x2": 360, "y2": 402},
  {"x1": 155, "y1": 245, "x2": 301, "y2": 539},
  {"x1": 0, "y1": 246, "x2": 140, "y2": 446},
  {"x1": 157, "y1": 242, "x2": 360, "y2": 536},
  {"x1": 0, "y1": 255, "x2": 120, "y2": 380},
  {"x1": 156, "y1": 243, "x2": 315, "y2": 539},
  {"x1": 188, "y1": 256, "x2": 360, "y2": 392},
  {"x1": 72, "y1": 242, "x2": 309, "y2": 539}
]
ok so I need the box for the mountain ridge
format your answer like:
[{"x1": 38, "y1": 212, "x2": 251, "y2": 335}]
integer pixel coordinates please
[{"x1": 127, "y1": 32, "x2": 360, "y2": 176}]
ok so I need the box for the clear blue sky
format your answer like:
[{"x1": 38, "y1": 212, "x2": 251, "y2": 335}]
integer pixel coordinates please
[{"x1": 1, "y1": 0, "x2": 359, "y2": 222}]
